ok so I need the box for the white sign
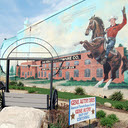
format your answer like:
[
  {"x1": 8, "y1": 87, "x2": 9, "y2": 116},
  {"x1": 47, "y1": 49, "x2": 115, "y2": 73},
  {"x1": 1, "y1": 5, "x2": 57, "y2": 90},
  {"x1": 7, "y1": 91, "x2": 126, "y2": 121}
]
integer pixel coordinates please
[{"x1": 69, "y1": 97, "x2": 96, "y2": 125}]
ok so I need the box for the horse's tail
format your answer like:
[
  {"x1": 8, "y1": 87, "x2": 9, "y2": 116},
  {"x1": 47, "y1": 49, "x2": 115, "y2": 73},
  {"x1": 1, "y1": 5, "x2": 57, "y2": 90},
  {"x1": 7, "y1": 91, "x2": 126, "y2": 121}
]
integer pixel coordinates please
[{"x1": 121, "y1": 56, "x2": 128, "y2": 74}]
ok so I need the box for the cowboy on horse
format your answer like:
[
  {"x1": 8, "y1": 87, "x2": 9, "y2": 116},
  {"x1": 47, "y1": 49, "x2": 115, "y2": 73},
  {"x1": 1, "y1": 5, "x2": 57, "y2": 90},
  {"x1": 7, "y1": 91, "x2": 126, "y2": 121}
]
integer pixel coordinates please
[
  {"x1": 78, "y1": 6, "x2": 128, "y2": 89},
  {"x1": 101, "y1": 6, "x2": 127, "y2": 64}
]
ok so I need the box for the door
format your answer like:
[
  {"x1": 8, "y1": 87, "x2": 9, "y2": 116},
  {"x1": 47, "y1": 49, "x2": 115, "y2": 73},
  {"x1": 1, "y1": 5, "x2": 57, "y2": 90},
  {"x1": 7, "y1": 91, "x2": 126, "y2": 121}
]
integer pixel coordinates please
[{"x1": 65, "y1": 71, "x2": 70, "y2": 80}]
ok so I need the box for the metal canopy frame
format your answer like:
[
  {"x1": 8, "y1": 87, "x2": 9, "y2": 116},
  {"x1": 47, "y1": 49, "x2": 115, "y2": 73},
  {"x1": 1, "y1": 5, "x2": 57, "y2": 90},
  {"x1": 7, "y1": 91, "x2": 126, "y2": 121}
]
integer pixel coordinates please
[{"x1": 0, "y1": 37, "x2": 60, "y2": 110}]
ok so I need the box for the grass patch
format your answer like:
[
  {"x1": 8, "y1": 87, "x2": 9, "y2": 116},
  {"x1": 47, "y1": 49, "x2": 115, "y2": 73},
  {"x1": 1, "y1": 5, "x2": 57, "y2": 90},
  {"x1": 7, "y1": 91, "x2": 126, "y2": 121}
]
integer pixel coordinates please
[
  {"x1": 9, "y1": 85, "x2": 128, "y2": 108},
  {"x1": 61, "y1": 80, "x2": 128, "y2": 89},
  {"x1": 29, "y1": 79, "x2": 64, "y2": 84}
]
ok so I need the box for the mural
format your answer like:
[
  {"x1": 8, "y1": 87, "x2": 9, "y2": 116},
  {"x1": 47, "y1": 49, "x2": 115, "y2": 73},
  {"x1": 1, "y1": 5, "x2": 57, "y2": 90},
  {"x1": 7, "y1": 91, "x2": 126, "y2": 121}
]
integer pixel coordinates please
[{"x1": 0, "y1": 0, "x2": 128, "y2": 87}]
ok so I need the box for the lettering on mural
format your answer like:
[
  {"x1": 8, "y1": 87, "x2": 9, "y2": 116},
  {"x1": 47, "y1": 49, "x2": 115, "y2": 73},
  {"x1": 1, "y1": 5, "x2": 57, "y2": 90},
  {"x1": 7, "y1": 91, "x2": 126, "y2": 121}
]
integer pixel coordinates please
[{"x1": 41, "y1": 55, "x2": 81, "y2": 64}]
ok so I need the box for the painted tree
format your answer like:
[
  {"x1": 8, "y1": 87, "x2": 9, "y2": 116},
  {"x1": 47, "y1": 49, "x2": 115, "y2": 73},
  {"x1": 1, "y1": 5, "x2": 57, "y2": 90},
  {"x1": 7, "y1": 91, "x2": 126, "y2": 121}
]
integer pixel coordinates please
[{"x1": 10, "y1": 66, "x2": 14, "y2": 75}]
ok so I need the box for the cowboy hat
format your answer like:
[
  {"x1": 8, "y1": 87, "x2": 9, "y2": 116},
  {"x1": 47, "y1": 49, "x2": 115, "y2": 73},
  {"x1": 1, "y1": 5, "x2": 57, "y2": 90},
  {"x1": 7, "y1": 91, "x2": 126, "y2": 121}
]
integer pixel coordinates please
[{"x1": 108, "y1": 16, "x2": 118, "y2": 21}]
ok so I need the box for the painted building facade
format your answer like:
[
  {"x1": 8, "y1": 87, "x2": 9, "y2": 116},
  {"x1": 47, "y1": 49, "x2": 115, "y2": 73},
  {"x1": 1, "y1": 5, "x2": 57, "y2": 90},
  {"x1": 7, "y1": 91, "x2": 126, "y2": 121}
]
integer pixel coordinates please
[{"x1": 16, "y1": 46, "x2": 125, "y2": 83}]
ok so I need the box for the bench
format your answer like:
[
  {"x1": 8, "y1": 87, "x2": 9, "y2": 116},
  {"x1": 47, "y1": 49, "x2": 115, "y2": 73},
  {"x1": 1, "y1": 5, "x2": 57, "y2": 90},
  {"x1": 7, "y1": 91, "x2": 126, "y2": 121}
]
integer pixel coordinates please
[{"x1": 2, "y1": 92, "x2": 49, "y2": 109}]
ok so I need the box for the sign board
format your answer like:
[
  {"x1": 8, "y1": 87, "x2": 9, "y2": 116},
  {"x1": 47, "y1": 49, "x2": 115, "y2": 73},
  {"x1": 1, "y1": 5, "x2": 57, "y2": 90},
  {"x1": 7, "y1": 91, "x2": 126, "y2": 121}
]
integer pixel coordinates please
[
  {"x1": 42, "y1": 66, "x2": 76, "y2": 71},
  {"x1": 69, "y1": 97, "x2": 96, "y2": 125},
  {"x1": 41, "y1": 55, "x2": 81, "y2": 64}
]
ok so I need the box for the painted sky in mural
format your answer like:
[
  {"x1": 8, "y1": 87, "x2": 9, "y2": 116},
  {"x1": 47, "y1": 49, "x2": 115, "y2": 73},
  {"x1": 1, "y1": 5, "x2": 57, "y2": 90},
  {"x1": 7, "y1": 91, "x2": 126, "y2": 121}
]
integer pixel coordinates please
[{"x1": 0, "y1": 0, "x2": 128, "y2": 57}]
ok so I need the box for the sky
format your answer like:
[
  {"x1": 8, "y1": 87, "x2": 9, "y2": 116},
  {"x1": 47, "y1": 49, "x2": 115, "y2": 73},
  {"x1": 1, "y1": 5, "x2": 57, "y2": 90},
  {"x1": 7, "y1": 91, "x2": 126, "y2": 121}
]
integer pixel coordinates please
[
  {"x1": 0, "y1": 0, "x2": 128, "y2": 57},
  {"x1": 0, "y1": 0, "x2": 78, "y2": 44}
]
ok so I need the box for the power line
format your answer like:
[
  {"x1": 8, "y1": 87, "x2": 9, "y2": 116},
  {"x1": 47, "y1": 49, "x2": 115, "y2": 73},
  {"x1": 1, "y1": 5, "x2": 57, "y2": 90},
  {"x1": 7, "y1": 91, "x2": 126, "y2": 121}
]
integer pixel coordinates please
[{"x1": 19, "y1": 0, "x2": 87, "y2": 34}]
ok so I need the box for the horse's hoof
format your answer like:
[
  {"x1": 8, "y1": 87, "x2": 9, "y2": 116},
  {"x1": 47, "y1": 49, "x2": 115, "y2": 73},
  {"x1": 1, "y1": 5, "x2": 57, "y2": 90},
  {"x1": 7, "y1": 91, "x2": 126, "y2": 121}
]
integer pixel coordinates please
[{"x1": 103, "y1": 87, "x2": 108, "y2": 90}]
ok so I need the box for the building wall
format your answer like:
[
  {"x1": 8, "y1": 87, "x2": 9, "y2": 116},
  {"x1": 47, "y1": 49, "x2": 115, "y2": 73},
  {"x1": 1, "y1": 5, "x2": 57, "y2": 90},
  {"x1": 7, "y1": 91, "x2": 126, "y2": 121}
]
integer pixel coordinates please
[{"x1": 17, "y1": 47, "x2": 125, "y2": 83}]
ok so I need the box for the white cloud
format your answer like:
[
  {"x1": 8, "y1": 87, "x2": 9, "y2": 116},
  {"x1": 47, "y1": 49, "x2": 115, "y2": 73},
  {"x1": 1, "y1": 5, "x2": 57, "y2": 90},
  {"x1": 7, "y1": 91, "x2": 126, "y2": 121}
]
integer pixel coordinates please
[
  {"x1": 30, "y1": 0, "x2": 78, "y2": 24},
  {"x1": 0, "y1": 33, "x2": 13, "y2": 48}
]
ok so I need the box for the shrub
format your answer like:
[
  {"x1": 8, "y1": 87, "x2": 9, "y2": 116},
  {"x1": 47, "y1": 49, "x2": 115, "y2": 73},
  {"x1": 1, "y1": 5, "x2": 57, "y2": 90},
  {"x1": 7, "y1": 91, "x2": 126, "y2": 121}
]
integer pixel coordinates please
[
  {"x1": 124, "y1": 105, "x2": 128, "y2": 111},
  {"x1": 45, "y1": 103, "x2": 69, "y2": 128},
  {"x1": 115, "y1": 104, "x2": 123, "y2": 109},
  {"x1": 96, "y1": 102, "x2": 102, "y2": 107},
  {"x1": 70, "y1": 77, "x2": 74, "y2": 81},
  {"x1": 107, "y1": 114, "x2": 119, "y2": 123},
  {"x1": 109, "y1": 91, "x2": 123, "y2": 101},
  {"x1": 17, "y1": 81, "x2": 24, "y2": 87},
  {"x1": 100, "y1": 117, "x2": 114, "y2": 128},
  {"x1": 28, "y1": 89, "x2": 36, "y2": 93},
  {"x1": 75, "y1": 87, "x2": 85, "y2": 95},
  {"x1": 26, "y1": 77, "x2": 35, "y2": 80},
  {"x1": 9, "y1": 81, "x2": 17, "y2": 86},
  {"x1": 91, "y1": 77, "x2": 97, "y2": 82},
  {"x1": 96, "y1": 110, "x2": 106, "y2": 119}
]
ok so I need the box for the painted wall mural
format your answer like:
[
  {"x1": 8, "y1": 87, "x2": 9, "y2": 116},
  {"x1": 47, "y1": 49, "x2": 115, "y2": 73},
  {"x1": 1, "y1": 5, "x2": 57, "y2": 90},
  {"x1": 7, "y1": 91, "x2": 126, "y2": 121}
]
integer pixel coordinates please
[{"x1": 0, "y1": 0, "x2": 128, "y2": 86}]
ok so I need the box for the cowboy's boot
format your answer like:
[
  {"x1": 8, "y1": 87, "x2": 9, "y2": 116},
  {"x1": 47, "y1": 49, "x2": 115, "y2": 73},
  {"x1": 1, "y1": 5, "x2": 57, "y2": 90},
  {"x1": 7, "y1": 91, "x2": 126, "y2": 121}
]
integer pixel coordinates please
[{"x1": 87, "y1": 53, "x2": 93, "y2": 59}]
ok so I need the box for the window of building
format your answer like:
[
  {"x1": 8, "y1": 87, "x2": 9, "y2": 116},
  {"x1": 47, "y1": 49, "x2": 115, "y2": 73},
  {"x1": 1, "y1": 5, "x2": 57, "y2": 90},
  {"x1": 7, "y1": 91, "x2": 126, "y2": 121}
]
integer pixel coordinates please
[
  {"x1": 22, "y1": 72, "x2": 24, "y2": 76},
  {"x1": 116, "y1": 69, "x2": 119, "y2": 78},
  {"x1": 66, "y1": 62, "x2": 70, "y2": 67},
  {"x1": 38, "y1": 71, "x2": 40, "y2": 77},
  {"x1": 59, "y1": 70, "x2": 62, "y2": 77},
  {"x1": 96, "y1": 68, "x2": 103, "y2": 77},
  {"x1": 53, "y1": 63, "x2": 56, "y2": 68},
  {"x1": 74, "y1": 61, "x2": 79, "y2": 66},
  {"x1": 74, "y1": 69, "x2": 79, "y2": 77},
  {"x1": 48, "y1": 73, "x2": 51, "y2": 80},
  {"x1": 45, "y1": 64, "x2": 47, "y2": 68},
  {"x1": 30, "y1": 71, "x2": 32, "y2": 76},
  {"x1": 59, "y1": 63, "x2": 61, "y2": 66},
  {"x1": 28, "y1": 72, "x2": 29, "y2": 76},
  {"x1": 53, "y1": 71, "x2": 56, "y2": 77},
  {"x1": 49, "y1": 64, "x2": 51, "y2": 68},
  {"x1": 41, "y1": 71, "x2": 43, "y2": 77},
  {"x1": 44, "y1": 71, "x2": 46, "y2": 77},
  {"x1": 85, "y1": 69, "x2": 91, "y2": 77},
  {"x1": 85, "y1": 59, "x2": 91, "y2": 65}
]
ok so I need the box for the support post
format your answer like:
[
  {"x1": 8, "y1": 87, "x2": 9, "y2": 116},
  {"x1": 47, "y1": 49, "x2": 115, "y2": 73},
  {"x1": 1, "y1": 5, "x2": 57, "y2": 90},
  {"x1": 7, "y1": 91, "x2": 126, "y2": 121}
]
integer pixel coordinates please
[
  {"x1": 6, "y1": 59, "x2": 10, "y2": 92},
  {"x1": 50, "y1": 60, "x2": 53, "y2": 110},
  {"x1": 89, "y1": 119, "x2": 91, "y2": 128}
]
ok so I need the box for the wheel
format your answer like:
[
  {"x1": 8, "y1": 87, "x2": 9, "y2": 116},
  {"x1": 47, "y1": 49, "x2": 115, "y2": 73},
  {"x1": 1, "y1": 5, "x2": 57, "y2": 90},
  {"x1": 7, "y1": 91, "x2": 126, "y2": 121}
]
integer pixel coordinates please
[{"x1": 51, "y1": 89, "x2": 58, "y2": 109}]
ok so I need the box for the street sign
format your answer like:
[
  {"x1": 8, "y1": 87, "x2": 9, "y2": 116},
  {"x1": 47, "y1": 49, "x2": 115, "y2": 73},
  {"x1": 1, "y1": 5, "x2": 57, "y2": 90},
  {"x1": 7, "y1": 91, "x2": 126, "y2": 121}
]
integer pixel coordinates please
[{"x1": 69, "y1": 97, "x2": 96, "y2": 125}]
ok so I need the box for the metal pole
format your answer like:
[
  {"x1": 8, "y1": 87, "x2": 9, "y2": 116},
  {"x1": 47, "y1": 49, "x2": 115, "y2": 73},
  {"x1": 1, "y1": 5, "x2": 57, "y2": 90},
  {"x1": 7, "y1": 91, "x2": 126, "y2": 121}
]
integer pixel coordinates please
[
  {"x1": 89, "y1": 119, "x2": 91, "y2": 128},
  {"x1": 50, "y1": 60, "x2": 53, "y2": 110},
  {"x1": 6, "y1": 59, "x2": 10, "y2": 92}
]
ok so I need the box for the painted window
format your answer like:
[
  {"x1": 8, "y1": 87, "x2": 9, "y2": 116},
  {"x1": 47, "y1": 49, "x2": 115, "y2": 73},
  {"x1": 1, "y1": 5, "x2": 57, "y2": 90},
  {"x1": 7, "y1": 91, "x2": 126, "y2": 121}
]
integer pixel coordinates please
[
  {"x1": 45, "y1": 64, "x2": 47, "y2": 68},
  {"x1": 53, "y1": 71, "x2": 56, "y2": 77},
  {"x1": 28, "y1": 72, "x2": 29, "y2": 76},
  {"x1": 66, "y1": 62, "x2": 70, "y2": 66},
  {"x1": 65, "y1": 71, "x2": 70, "y2": 80},
  {"x1": 74, "y1": 61, "x2": 79, "y2": 66},
  {"x1": 74, "y1": 69, "x2": 79, "y2": 77},
  {"x1": 97, "y1": 68, "x2": 103, "y2": 77},
  {"x1": 38, "y1": 71, "x2": 40, "y2": 77},
  {"x1": 30, "y1": 71, "x2": 32, "y2": 76},
  {"x1": 85, "y1": 69, "x2": 90, "y2": 77},
  {"x1": 53, "y1": 63, "x2": 56, "y2": 67},
  {"x1": 41, "y1": 71, "x2": 43, "y2": 77},
  {"x1": 59, "y1": 63, "x2": 61, "y2": 66},
  {"x1": 116, "y1": 69, "x2": 119, "y2": 78},
  {"x1": 22, "y1": 72, "x2": 24, "y2": 76},
  {"x1": 44, "y1": 71, "x2": 46, "y2": 77},
  {"x1": 49, "y1": 64, "x2": 51, "y2": 68},
  {"x1": 59, "y1": 70, "x2": 62, "y2": 77},
  {"x1": 85, "y1": 59, "x2": 91, "y2": 65},
  {"x1": 48, "y1": 73, "x2": 51, "y2": 80}
]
